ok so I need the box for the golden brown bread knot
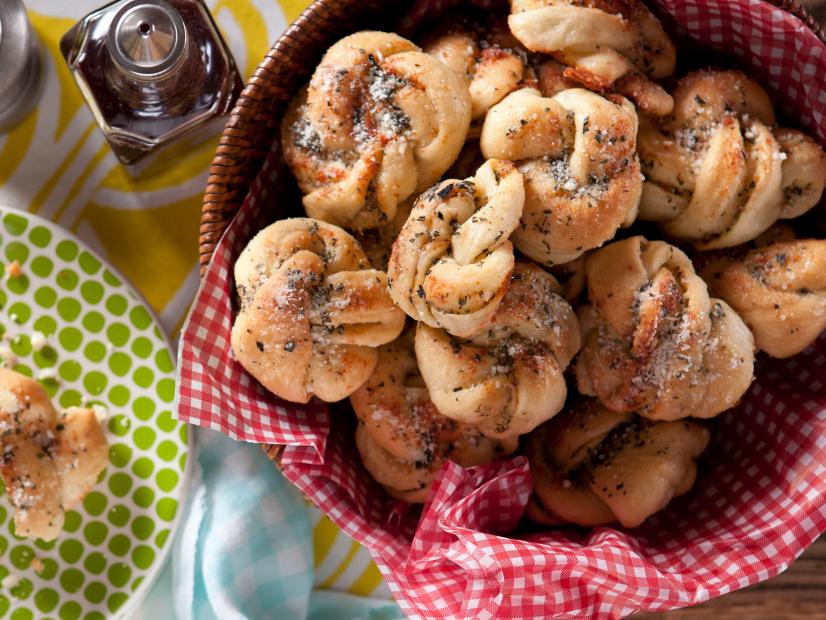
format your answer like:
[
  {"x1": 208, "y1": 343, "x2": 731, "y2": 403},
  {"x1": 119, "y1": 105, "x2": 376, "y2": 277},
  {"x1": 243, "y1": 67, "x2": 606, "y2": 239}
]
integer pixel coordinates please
[
  {"x1": 575, "y1": 236, "x2": 755, "y2": 420},
  {"x1": 697, "y1": 226, "x2": 826, "y2": 359},
  {"x1": 422, "y1": 13, "x2": 528, "y2": 127},
  {"x1": 282, "y1": 31, "x2": 471, "y2": 231},
  {"x1": 351, "y1": 332, "x2": 512, "y2": 502},
  {"x1": 508, "y1": 0, "x2": 676, "y2": 116},
  {"x1": 526, "y1": 399, "x2": 710, "y2": 528},
  {"x1": 0, "y1": 369, "x2": 108, "y2": 540},
  {"x1": 481, "y1": 87, "x2": 641, "y2": 265},
  {"x1": 387, "y1": 159, "x2": 524, "y2": 338},
  {"x1": 231, "y1": 218, "x2": 405, "y2": 403},
  {"x1": 638, "y1": 70, "x2": 826, "y2": 250},
  {"x1": 415, "y1": 262, "x2": 580, "y2": 440}
]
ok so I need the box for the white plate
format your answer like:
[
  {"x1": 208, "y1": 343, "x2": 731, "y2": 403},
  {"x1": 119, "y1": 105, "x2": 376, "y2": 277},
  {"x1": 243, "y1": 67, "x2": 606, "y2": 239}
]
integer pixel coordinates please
[{"x1": 0, "y1": 207, "x2": 191, "y2": 620}]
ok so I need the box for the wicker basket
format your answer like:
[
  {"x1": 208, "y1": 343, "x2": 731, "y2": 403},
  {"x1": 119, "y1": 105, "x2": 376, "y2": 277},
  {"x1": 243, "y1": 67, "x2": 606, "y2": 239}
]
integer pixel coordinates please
[{"x1": 187, "y1": 2, "x2": 826, "y2": 614}]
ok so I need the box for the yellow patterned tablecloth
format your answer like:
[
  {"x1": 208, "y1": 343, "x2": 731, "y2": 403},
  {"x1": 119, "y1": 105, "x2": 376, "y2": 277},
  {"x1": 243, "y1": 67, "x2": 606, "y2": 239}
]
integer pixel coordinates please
[{"x1": 0, "y1": 0, "x2": 387, "y2": 602}]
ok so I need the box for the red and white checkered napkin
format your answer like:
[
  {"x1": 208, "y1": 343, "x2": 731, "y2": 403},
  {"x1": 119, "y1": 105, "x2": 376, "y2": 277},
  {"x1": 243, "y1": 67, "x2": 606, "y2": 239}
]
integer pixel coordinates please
[{"x1": 176, "y1": 0, "x2": 826, "y2": 617}]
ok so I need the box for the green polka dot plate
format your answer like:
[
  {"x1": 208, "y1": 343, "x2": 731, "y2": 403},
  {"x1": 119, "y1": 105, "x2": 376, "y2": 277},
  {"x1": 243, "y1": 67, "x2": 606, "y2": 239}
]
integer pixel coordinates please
[{"x1": 0, "y1": 207, "x2": 191, "y2": 619}]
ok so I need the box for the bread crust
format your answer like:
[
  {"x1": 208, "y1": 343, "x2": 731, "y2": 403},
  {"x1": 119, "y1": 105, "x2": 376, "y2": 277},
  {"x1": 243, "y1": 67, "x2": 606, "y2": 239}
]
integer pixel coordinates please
[
  {"x1": 697, "y1": 226, "x2": 826, "y2": 358},
  {"x1": 231, "y1": 218, "x2": 405, "y2": 403},
  {"x1": 282, "y1": 31, "x2": 472, "y2": 231},
  {"x1": 638, "y1": 70, "x2": 826, "y2": 249},
  {"x1": 0, "y1": 369, "x2": 108, "y2": 540},
  {"x1": 575, "y1": 236, "x2": 755, "y2": 420},
  {"x1": 481, "y1": 87, "x2": 642, "y2": 265},
  {"x1": 526, "y1": 399, "x2": 710, "y2": 528},
  {"x1": 415, "y1": 262, "x2": 581, "y2": 440}
]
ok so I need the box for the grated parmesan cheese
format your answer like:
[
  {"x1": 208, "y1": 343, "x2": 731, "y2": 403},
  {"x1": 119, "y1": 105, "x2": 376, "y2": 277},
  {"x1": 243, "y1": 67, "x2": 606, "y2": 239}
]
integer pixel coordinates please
[
  {"x1": 0, "y1": 389, "x2": 21, "y2": 414},
  {"x1": 37, "y1": 367, "x2": 58, "y2": 382},
  {"x1": 30, "y1": 331, "x2": 49, "y2": 351},
  {"x1": 1, "y1": 575, "x2": 21, "y2": 589},
  {"x1": 0, "y1": 345, "x2": 16, "y2": 367},
  {"x1": 92, "y1": 405, "x2": 109, "y2": 423}
]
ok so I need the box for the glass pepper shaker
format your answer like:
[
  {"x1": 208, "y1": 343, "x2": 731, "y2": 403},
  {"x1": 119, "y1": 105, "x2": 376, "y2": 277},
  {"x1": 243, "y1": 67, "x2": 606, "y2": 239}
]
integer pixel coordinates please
[
  {"x1": 60, "y1": 0, "x2": 243, "y2": 166},
  {"x1": 0, "y1": 0, "x2": 44, "y2": 133}
]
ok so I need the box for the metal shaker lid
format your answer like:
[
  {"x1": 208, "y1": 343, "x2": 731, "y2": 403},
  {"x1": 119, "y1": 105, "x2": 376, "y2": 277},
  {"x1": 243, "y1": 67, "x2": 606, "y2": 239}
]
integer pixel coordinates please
[
  {"x1": 0, "y1": 0, "x2": 35, "y2": 94},
  {"x1": 107, "y1": 0, "x2": 187, "y2": 79},
  {"x1": 0, "y1": 0, "x2": 42, "y2": 132}
]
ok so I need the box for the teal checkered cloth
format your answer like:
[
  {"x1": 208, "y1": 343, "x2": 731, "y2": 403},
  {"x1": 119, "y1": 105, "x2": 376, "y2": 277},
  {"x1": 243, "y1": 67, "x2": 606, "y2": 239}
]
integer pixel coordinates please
[{"x1": 137, "y1": 429, "x2": 404, "y2": 620}]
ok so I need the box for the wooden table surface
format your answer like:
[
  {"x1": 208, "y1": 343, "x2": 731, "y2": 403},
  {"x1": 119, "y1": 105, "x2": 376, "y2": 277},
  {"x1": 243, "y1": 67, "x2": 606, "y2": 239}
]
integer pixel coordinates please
[{"x1": 641, "y1": 5, "x2": 826, "y2": 617}]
